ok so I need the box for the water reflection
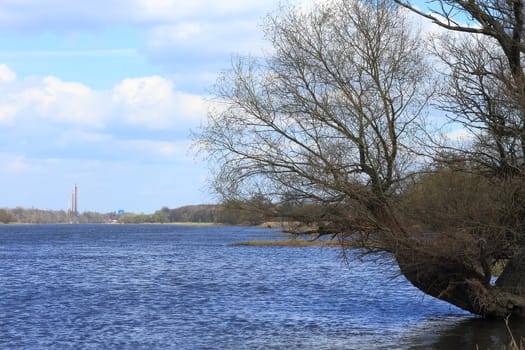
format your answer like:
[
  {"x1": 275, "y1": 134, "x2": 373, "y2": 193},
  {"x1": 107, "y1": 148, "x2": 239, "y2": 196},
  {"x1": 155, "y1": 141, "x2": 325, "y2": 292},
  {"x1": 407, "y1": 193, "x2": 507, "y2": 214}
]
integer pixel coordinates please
[{"x1": 404, "y1": 317, "x2": 525, "y2": 349}]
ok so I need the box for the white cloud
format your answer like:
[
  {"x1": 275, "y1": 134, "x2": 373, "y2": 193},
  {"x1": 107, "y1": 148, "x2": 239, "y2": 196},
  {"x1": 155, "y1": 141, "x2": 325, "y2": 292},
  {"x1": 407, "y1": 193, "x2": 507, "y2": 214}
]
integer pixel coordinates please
[
  {"x1": 112, "y1": 75, "x2": 206, "y2": 129},
  {"x1": 0, "y1": 0, "x2": 274, "y2": 30},
  {"x1": 147, "y1": 22, "x2": 202, "y2": 48},
  {"x1": 15, "y1": 76, "x2": 108, "y2": 128},
  {"x1": 134, "y1": 0, "x2": 271, "y2": 22},
  {"x1": 121, "y1": 139, "x2": 187, "y2": 157},
  {"x1": 0, "y1": 1, "x2": 279, "y2": 91},
  {"x1": 55, "y1": 130, "x2": 113, "y2": 148},
  {"x1": 0, "y1": 64, "x2": 16, "y2": 82},
  {"x1": 7, "y1": 158, "x2": 30, "y2": 173},
  {"x1": 446, "y1": 128, "x2": 474, "y2": 141},
  {"x1": 146, "y1": 19, "x2": 264, "y2": 55},
  {"x1": 50, "y1": 129, "x2": 189, "y2": 160},
  {"x1": 3, "y1": 154, "x2": 33, "y2": 174},
  {"x1": 0, "y1": 104, "x2": 17, "y2": 125},
  {"x1": 0, "y1": 49, "x2": 137, "y2": 58},
  {"x1": 0, "y1": 65, "x2": 206, "y2": 131},
  {"x1": 0, "y1": 64, "x2": 208, "y2": 169}
]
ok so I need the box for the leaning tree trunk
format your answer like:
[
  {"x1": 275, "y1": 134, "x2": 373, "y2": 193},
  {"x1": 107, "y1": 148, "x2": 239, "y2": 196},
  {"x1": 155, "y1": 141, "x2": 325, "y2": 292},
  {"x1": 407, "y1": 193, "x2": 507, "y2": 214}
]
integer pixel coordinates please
[
  {"x1": 366, "y1": 201, "x2": 525, "y2": 319},
  {"x1": 395, "y1": 244, "x2": 525, "y2": 318}
]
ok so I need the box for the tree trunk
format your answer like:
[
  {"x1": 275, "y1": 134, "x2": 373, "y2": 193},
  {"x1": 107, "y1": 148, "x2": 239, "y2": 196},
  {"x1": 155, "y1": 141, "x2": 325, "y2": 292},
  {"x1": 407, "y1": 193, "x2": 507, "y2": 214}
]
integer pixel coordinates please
[
  {"x1": 364, "y1": 197, "x2": 525, "y2": 319},
  {"x1": 496, "y1": 248, "x2": 525, "y2": 296},
  {"x1": 396, "y1": 246, "x2": 525, "y2": 319}
]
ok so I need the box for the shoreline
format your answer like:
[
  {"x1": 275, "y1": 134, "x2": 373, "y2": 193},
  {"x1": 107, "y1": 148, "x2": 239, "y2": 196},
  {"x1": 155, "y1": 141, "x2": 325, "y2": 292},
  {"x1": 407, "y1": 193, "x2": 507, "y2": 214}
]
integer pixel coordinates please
[{"x1": 229, "y1": 239, "x2": 340, "y2": 248}]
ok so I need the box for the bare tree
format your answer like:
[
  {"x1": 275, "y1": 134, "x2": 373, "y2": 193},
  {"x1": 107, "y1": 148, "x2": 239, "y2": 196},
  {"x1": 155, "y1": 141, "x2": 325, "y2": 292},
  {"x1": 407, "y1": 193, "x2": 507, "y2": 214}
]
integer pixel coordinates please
[
  {"x1": 395, "y1": 0, "x2": 525, "y2": 75},
  {"x1": 199, "y1": 0, "x2": 432, "y2": 305},
  {"x1": 397, "y1": 0, "x2": 525, "y2": 176},
  {"x1": 197, "y1": 0, "x2": 525, "y2": 318},
  {"x1": 200, "y1": 0, "x2": 430, "y2": 224},
  {"x1": 395, "y1": 0, "x2": 525, "y2": 318},
  {"x1": 431, "y1": 33, "x2": 524, "y2": 176}
]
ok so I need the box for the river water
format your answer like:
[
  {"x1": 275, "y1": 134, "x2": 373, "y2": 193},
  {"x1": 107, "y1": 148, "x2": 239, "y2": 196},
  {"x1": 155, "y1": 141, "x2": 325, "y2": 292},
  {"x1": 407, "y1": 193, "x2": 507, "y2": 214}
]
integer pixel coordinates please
[{"x1": 1, "y1": 224, "x2": 524, "y2": 349}]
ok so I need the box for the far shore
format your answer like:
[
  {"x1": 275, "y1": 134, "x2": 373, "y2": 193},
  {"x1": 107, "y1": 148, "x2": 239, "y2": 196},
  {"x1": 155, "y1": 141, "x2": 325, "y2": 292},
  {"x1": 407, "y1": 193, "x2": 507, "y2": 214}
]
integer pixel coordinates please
[{"x1": 0, "y1": 221, "x2": 222, "y2": 226}]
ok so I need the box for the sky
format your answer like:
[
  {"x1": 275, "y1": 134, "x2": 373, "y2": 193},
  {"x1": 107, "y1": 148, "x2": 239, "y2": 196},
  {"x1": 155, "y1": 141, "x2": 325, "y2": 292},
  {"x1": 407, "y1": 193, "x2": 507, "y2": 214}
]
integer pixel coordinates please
[
  {"x1": 0, "y1": 0, "x2": 291, "y2": 213},
  {"x1": 0, "y1": 0, "x2": 436, "y2": 214}
]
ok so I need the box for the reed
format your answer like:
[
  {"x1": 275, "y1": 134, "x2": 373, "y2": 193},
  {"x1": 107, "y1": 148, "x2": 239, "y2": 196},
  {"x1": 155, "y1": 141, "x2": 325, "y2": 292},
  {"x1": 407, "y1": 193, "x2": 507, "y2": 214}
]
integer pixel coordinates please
[
  {"x1": 506, "y1": 318, "x2": 524, "y2": 350},
  {"x1": 229, "y1": 239, "x2": 340, "y2": 247}
]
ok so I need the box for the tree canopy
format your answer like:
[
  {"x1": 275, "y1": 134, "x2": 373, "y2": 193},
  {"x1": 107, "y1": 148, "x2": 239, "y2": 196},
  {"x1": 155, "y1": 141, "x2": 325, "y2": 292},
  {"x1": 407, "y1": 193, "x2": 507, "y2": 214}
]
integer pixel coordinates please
[
  {"x1": 201, "y1": 0, "x2": 430, "y2": 230},
  {"x1": 197, "y1": 0, "x2": 525, "y2": 318}
]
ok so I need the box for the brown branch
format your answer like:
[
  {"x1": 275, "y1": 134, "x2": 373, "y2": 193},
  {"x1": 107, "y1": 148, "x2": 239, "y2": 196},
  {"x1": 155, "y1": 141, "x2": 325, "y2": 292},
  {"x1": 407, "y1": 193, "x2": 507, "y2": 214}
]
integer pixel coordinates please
[{"x1": 394, "y1": 0, "x2": 487, "y2": 34}]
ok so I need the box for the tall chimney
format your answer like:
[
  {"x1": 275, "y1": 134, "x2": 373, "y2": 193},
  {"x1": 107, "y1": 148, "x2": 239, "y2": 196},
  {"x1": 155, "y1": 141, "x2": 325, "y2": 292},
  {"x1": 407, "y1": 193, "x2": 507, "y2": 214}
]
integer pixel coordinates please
[
  {"x1": 75, "y1": 184, "x2": 78, "y2": 215},
  {"x1": 72, "y1": 184, "x2": 78, "y2": 215}
]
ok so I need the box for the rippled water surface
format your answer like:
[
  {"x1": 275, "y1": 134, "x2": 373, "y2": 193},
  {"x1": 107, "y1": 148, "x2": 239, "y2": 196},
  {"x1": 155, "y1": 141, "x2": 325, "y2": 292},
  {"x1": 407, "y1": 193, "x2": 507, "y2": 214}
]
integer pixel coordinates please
[{"x1": 1, "y1": 224, "x2": 524, "y2": 349}]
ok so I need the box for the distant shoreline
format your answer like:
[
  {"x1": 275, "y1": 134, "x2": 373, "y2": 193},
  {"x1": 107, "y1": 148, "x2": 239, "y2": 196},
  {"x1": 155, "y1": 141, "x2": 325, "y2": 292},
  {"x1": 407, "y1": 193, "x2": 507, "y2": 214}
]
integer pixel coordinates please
[{"x1": 0, "y1": 222, "x2": 221, "y2": 226}]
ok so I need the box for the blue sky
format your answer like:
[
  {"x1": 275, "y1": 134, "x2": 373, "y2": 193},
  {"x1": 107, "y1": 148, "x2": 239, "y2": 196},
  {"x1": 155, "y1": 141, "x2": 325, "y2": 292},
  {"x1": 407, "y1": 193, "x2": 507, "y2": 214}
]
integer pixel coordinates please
[
  {"x1": 0, "y1": 0, "x2": 285, "y2": 213},
  {"x1": 0, "y1": 0, "x2": 434, "y2": 214}
]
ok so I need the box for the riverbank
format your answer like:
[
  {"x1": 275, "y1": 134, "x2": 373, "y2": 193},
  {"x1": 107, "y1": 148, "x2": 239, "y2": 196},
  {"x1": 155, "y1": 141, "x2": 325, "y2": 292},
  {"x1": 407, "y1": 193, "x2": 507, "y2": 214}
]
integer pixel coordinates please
[{"x1": 229, "y1": 238, "x2": 340, "y2": 247}]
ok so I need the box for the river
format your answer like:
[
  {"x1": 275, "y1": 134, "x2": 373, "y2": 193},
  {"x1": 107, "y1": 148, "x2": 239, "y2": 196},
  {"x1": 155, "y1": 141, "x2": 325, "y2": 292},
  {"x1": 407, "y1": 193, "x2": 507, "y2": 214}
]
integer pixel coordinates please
[{"x1": 0, "y1": 224, "x2": 523, "y2": 349}]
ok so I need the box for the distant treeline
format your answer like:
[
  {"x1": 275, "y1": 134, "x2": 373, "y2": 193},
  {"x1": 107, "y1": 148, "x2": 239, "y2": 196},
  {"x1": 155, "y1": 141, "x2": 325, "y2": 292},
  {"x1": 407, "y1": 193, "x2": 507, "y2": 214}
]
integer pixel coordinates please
[
  {"x1": 0, "y1": 207, "x2": 121, "y2": 224},
  {"x1": 0, "y1": 200, "x2": 296, "y2": 225},
  {"x1": 117, "y1": 205, "x2": 219, "y2": 224}
]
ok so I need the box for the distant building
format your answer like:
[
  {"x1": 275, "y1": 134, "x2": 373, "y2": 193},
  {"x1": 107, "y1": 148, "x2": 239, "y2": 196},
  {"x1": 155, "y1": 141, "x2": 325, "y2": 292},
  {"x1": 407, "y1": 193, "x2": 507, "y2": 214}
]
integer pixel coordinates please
[{"x1": 70, "y1": 184, "x2": 78, "y2": 216}]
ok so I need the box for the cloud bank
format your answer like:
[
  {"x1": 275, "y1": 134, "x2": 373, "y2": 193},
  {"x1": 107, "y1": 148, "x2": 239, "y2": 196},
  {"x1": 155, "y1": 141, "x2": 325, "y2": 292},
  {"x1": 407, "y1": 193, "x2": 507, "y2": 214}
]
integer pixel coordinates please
[
  {"x1": 0, "y1": 64, "x2": 205, "y2": 129},
  {"x1": 0, "y1": 64, "x2": 206, "y2": 163}
]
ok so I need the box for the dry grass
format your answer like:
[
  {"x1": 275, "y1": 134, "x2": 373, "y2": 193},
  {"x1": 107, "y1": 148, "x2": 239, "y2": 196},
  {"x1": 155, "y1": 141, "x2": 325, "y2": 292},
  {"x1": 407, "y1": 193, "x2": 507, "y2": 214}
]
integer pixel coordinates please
[
  {"x1": 170, "y1": 222, "x2": 219, "y2": 226},
  {"x1": 229, "y1": 239, "x2": 340, "y2": 247},
  {"x1": 506, "y1": 318, "x2": 525, "y2": 350},
  {"x1": 477, "y1": 319, "x2": 525, "y2": 350}
]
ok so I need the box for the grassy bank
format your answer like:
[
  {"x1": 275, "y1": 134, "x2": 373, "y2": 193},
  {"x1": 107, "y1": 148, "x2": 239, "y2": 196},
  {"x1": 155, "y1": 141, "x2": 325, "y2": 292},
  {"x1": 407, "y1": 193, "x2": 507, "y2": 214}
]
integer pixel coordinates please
[
  {"x1": 229, "y1": 239, "x2": 340, "y2": 247},
  {"x1": 169, "y1": 222, "x2": 219, "y2": 226}
]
